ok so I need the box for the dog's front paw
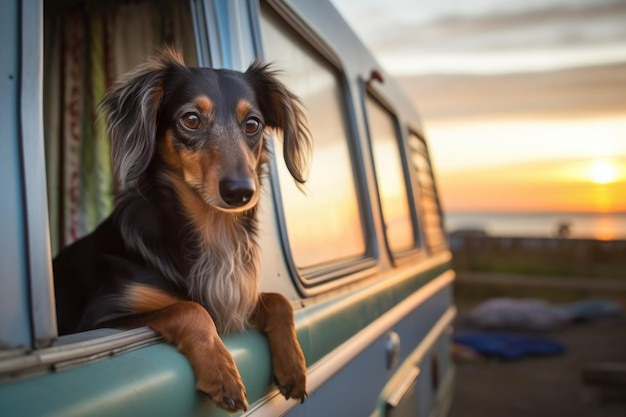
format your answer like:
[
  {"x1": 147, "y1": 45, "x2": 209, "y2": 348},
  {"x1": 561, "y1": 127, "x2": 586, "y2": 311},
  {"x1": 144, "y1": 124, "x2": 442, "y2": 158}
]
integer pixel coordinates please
[
  {"x1": 195, "y1": 344, "x2": 248, "y2": 412},
  {"x1": 272, "y1": 341, "x2": 307, "y2": 403},
  {"x1": 273, "y1": 374, "x2": 307, "y2": 403}
]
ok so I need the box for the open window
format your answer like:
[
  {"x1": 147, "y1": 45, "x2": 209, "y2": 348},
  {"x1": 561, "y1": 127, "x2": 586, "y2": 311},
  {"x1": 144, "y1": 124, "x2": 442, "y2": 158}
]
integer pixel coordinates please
[
  {"x1": 258, "y1": 3, "x2": 375, "y2": 291},
  {"x1": 1, "y1": 0, "x2": 201, "y2": 362},
  {"x1": 44, "y1": 0, "x2": 197, "y2": 256}
]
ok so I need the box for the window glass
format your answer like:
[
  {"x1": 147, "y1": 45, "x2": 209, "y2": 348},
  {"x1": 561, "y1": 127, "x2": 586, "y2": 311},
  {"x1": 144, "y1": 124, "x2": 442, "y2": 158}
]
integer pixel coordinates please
[
  {"x1": 259, "y1": 5, "x2": 366, "y2": 269},
  {"x1": 408, "y1": 133, "x2": 446, "y2": 250},
  {"x1": 366, "y1": 96, "x2": 415, "y2": 253}
]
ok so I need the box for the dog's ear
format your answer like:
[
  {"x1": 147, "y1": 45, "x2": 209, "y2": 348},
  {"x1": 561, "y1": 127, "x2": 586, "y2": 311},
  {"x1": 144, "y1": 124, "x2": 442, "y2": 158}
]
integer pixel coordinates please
[
  {"x1": 100, "y1": 47, "x2": 186, "y2": 188},
  {"x1": 245, "y1": 62, "x2": 312, "y2": 186}
]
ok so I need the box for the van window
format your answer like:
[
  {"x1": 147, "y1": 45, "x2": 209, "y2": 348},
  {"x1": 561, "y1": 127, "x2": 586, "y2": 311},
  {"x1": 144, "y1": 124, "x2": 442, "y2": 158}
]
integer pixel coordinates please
[
  {"x1": 44, "y1": 0, "x2": 197, "y2": 255},
  {"x1": 408, "y1": 132, "x2": 446, "y2": 251},
  {"x1": 258, "y1": 5, "x2": 368, "y2": 271},
  {"x1": 366, "y1": 95, "x2": 416, "y2": 254},
  {"x1": 40, "y1": 0, "x2": 196, "y2": 342}
]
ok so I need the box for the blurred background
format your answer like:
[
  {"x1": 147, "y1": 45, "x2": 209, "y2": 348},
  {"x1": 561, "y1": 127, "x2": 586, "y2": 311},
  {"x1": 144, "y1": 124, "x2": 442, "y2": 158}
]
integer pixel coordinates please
[
  {"x1": 331, "y1": 0, "x2": 626, "y2": 240},
  {"x1": 330, "y1": 1, "x2": 626, "y2": 416}
]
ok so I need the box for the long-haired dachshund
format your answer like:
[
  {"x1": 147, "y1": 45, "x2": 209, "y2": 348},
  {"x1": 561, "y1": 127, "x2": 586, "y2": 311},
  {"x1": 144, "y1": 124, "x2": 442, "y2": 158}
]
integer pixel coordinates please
[{"x1": 53, "y1": 47, "x2": 310, "y2": 412}]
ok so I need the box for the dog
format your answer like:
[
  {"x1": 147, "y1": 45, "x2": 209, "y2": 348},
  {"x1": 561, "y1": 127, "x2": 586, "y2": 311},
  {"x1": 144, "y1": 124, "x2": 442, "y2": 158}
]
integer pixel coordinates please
[{"x1": 53, "y1": 47, "x2": 311, "y2": 412}]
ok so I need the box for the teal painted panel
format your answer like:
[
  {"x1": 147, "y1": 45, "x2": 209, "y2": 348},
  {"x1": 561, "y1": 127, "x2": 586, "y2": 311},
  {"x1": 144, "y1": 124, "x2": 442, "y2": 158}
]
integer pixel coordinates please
[
  {"x1": 0, "y1": 344, "x2": 197, "y2": 417},
  {"x1": 296, "y1": 262, "x2": 451, "y2": 365},
  {"x1": 288, "y1": 286, "x2": 453, "y2": 417},
  {"x1": 0, "y1": 331, "x2": 275, "y2": 417},
  {"x1": 0, "y1": 263, "x2": 451, "y2": 417}
]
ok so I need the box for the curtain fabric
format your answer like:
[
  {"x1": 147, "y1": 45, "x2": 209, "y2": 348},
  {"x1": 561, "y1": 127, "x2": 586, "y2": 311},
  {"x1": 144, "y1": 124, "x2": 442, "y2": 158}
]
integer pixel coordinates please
[{"x1": 44, "y1": 1, "x2": 196, "y2": 255}]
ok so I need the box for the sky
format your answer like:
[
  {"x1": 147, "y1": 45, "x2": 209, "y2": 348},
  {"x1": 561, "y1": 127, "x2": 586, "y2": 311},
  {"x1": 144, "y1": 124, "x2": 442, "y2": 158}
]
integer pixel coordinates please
[{"x1": 330, "y1": 0, "x2": 626, "y2": 214}]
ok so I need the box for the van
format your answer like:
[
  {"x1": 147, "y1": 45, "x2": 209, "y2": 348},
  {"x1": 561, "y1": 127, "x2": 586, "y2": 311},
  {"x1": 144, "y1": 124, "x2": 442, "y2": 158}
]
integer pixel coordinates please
[{"x1": 0, "y1": 0, "x2": 455, "y2": 416}]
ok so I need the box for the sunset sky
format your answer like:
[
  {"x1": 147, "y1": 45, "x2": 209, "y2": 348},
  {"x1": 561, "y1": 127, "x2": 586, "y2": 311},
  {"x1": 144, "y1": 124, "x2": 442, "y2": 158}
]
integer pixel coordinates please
[{"x1": 331, "y1": 0, "x2": 626, "y2": 214}]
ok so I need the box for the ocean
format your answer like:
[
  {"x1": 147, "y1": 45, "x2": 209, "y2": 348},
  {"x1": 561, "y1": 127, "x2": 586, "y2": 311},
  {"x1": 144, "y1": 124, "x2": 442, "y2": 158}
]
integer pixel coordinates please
[{"x1": 444, "y1": 211, "x2": 626, "y2": 241}]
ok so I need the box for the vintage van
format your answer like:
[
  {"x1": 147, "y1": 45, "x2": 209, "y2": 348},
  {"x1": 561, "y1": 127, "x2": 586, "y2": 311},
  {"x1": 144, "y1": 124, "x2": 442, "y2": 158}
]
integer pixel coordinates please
[{"x1": 0, "y1": 0, "x2": 456, "y2": 416}]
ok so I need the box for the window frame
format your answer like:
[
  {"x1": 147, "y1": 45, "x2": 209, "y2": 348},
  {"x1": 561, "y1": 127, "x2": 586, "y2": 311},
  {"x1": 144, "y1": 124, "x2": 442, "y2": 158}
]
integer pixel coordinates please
[
  {"x1": 21, "y1": 0, "x2": 57, "y2": 350},
  {"x1": 252, "y1": 0, "x2": 379, "y2": 295},
  {"x1": 362, "y1": 86, "x2": 424, "y2": 263}
]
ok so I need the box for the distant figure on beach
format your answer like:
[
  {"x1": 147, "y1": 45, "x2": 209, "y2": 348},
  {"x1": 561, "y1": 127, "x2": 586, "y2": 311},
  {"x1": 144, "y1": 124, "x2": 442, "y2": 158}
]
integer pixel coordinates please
[{"x1": 555, "y1": 221, "x2": 571, "y2": 239}]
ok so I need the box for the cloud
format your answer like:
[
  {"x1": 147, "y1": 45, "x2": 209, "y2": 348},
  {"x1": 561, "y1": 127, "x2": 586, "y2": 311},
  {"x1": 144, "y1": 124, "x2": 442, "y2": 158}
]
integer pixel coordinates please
[
  {"x1": 375, "y1": 2, "x2": 626, "y2": 51},
  {"x1": 332, "y1": 0, "x2": 626, "y2": 74},
  {"x1": 397, "y1": 62, "x2": 626, "y2": 119}
]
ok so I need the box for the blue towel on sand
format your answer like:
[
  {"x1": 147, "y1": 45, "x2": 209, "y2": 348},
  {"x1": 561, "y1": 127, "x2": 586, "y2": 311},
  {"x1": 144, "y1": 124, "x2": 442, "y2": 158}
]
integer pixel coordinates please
[{"x1": 454, "y1": 332, "x2": 565, "y2": 360}]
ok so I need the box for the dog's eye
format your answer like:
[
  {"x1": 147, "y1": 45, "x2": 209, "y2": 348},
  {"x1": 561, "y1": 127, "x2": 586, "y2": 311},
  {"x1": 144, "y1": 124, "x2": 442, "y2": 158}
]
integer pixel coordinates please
[
  {"x1": 244, "y1": 117, "x2": 262, "y2": 135},
  {"x1": 181, "y1": 113, "x2": 201, "y2": 130}
]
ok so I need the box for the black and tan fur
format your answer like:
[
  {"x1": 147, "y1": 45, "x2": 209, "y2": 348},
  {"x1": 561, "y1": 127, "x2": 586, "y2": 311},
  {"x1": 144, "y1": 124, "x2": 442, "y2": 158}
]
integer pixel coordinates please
[{"x1": 53, "y1": 47, "x2": 311, "y2": 412}]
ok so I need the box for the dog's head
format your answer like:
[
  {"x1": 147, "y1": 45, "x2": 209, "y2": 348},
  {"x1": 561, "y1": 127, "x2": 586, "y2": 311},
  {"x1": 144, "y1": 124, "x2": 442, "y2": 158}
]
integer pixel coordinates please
[{"x1": 101, "y1": 47, "x2": 311, "y2": 212}]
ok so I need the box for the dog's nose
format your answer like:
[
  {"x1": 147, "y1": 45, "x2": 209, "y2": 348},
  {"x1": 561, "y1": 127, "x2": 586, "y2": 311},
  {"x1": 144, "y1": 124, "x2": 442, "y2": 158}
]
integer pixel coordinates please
[{"x1": 219, "y1": 178, "x2": 255, "y2": 207}]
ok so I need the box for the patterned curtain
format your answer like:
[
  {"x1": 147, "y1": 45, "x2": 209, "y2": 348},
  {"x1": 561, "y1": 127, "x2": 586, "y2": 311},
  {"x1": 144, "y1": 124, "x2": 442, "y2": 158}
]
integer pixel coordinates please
[{"x1": 44, "y1": 0, "x2": 197, "y2": 255}]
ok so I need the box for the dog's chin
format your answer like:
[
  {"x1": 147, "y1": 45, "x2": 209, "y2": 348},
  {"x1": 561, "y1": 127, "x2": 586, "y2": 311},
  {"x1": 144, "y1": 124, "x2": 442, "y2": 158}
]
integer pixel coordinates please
[
  {"x1": 203, "y1": 194, "x2": 259, "y2": 215},
  {"x1": 210, "y1": 201, "x2": 258, "y2": 214},
  {"x1": 185, "y1": 183, "x2": 258, "y2": 215}
]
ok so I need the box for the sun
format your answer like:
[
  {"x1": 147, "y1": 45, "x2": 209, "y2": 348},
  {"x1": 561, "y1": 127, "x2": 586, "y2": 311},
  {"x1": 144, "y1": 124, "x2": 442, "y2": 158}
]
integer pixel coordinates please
[{"x1": 589, "y1": 159, "x2": 618, "y2": 184}]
